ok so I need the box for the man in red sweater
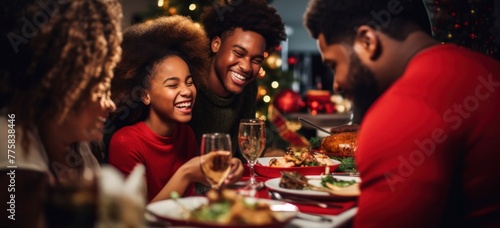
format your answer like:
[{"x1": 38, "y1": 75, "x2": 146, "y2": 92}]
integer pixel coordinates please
[{"x1": 305, "y1": 0, "x2": 500, "y2": 227}]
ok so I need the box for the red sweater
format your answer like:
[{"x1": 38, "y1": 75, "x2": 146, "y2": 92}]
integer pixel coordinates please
[
  {"x1": 109, "y1": 122, "x2": 198, "y2": 202},
  {"x1": 355, "y1": 44, "x2": 500, "y2": 227}
]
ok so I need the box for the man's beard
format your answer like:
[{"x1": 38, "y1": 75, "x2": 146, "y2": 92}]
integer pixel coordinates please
[{"x1": 348, "y1": 53, "x2": 379, "y2": 124}]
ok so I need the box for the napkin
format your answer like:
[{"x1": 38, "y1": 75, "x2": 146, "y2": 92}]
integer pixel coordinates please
[{"x1": 97, "y1": 164, "x2": 146, "y2": 228}]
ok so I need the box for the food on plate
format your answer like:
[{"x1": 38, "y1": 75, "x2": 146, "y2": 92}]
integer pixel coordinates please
[
  {"x1": 279, "y1": 171, "x2": 308, "y2": 190},
  {"x1": 269, "y1": 148, "x2": 335, "y2": 167},
  {"x1": 189, "y1": 189, "x2": 279, "y2": 225},
  {"x1": 279, "y1": 171, "x2": 357, "y2": 191},
  {"x1": 320, "y1": 131, "x2": 358, "y2": 156},
  {"x1": 321, "y1": 174, "x2": 357, "y2": 187}
]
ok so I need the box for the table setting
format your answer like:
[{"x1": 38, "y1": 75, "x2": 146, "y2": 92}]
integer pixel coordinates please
[{"x1": 145, "y1": 118, "x2": 360, "y2": 227}]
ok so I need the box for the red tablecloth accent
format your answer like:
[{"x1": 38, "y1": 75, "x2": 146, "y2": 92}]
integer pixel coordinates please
[{"x1": 238, "y1": 176, "x2": 357, "y2": 216}]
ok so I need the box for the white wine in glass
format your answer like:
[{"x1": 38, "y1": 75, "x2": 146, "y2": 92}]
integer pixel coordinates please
[
  {"x1": 200, "y1": 133, "x2": 232, "y2": 190},
  {"x1": 238, "y1": 118, "x2": 265, "y2": 188}
]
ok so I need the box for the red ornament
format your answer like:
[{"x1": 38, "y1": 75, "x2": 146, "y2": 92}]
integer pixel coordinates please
[
  {"x1": 288, "y1": 56, "x2": 298, "y2": 65},
  {"x1": 273, "y1": 89, "x2": 305, "y2": 114}
]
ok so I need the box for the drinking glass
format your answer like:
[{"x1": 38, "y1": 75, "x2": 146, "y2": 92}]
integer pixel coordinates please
[
  {"x1": 238, "y1": 118, "x2": 266, "y2": 188},
  {"x1": 200, "y1": 133, "x2": 233, "y2": 190},
  {"x1": 45, "y1": 144, "x2": 99, "y2": 228}
]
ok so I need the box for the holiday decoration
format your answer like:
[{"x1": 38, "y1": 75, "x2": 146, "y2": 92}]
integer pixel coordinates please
[
  {"x1": 273, "y1": 89, "x2": 305, "y2": 114},
  {"x1": 305, "y1": 90, "x2": 335, "y2": 115},
  {"x1": 427, "y1": 0, "x2": 500, "y2": 59},
  {"x1": 268, "y1": 105, "x2": 310, "y2": 148}
]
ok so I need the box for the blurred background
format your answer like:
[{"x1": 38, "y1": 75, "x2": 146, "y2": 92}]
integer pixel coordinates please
[{"x1": 119, "y1": 0, "x2": 500, "y2": 151}]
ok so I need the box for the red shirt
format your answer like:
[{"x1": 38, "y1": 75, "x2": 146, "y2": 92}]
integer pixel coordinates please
[
  {"x1": 355, "y1": 44, "x2": 500, "y2": 227},
  {"x1": 109, "y1": 122, "x2": 198, "y2": 202}
]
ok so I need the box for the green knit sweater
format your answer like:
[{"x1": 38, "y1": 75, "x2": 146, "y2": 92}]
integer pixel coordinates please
[{"x1": 188, "y1": 79, "x2": 257, "y2": 161}]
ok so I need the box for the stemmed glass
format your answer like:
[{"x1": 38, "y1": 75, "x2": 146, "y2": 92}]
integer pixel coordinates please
[
  {"x1": 199, "y1": 133, "x2": 233, "y2": 190},
  {"x1": 238, "y1": 118, "x2": 266, "y2": 188}
]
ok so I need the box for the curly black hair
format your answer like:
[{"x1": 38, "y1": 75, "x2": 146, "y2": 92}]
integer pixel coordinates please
[
  {"x1": 0, "y1": 0, "x2": 122, "y2": 149},
  {"x1": 304, "y1": 0, "x2": 432, "y2": 45},
  {"x1": 201, "y1": 0, "x2": 287, "y2": 50},
  {"x1": 110, "y1": 15, "x2": 210, "y2": 129}
]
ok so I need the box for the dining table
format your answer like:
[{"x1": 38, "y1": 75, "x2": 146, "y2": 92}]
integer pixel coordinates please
[
  {"x1": 145, "y1": 165, "x2": 359, "y2": 228},
  {"x1": 234, "y1": 174, "x2": 358, "y2": 228}
]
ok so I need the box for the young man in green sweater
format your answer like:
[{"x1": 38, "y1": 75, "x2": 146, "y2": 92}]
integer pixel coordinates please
[{"x1": 189, "y1": 0, "x2": 287, "y2": 161}]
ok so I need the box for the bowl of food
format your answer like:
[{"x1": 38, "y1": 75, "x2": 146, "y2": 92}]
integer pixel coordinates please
[
  {"x1": 254, "y1": 148, "x2": 341, "y2": 178},
  {"x1": 146, "y1": 189, "x2": 298, "y2": 227}
]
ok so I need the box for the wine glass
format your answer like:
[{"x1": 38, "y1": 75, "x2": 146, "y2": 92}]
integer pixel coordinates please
[
  {"x1": 200, "y1": 133, "x2": 232, "y2": 190},
  {"x1": 238, "y1": 118, "x2": 266, "y2": 188}
]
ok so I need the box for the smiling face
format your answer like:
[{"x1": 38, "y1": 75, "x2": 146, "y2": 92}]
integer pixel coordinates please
[
  {"x1": 317, "y1": 34, "x2": 379, "y2": 123},
  {"x1": 144, "y1": 55, "x2": 196, "y2": 124},
  {"x1": 62, "y1": 91, "x2": 116, "y2": 142},
  {"x1": 210, "y1": 27, "x2": 266, "y2": 97}
]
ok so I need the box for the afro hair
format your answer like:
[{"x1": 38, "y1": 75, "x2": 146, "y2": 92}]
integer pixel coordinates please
[
  {"x1": 201, "y1": 0, "x2": 287, "y2": 50},
  {"x1": 110, "y1": 15, "x2": 210, "y2": 127}
]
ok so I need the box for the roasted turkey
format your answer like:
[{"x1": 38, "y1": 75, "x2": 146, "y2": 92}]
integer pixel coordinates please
[{"x1": 320, "y1": 131, "x2": 357, "y2": 156}]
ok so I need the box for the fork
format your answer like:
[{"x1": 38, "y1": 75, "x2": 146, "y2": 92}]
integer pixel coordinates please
[
  {"x1": 269, "y1": 191, "x2": 334, "y2": 223},
  {"x1": 269, "y1": 191, "x2": 342, "y2": 209}
]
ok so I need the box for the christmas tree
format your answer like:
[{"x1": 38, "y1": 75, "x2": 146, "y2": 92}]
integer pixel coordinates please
[{"x1": 427, "y1": 0, "x2": 500, "y2": 59}]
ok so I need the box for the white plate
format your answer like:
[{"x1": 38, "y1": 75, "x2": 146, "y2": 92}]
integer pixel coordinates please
[
  {"x1": 264, "y1": 175, "x2": 361, "y2": 199},
  {"x1": 146, "y1": 196, "x2": 298, "y2": 227}
]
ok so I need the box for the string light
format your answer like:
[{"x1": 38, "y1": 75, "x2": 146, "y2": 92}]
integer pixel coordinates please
[
  {"x1": 189, "y1": 4, "x2": 196, "y2": 11},
  {"x1": 271, "y1": 81, "x2": 279, "y2": 89},
  {"x1": 158, "y1": 0, "x2": 164, "y2": 7},
  {"x1": 263, "y1": 95, "x2": 271, "y2": 103}
]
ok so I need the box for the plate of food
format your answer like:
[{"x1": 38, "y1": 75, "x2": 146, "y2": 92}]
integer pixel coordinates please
[
  {"x1": 265, "y1": 173, "x2": 361, "y2": 200},
  {"x1": 146, "y1": 189, "x2": 298, "y2": 227},
  {"x1": 254, "y1": 148, "x2": 341, "y2": 178}
]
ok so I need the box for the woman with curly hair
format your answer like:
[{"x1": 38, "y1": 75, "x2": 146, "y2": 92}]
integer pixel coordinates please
[
  {"x1": 107, "y1": 16, "x2": 244, "y2": 202},
  {"x1": 0, "y1": 0, "x2": 122, "y2": 226},
  {"x1": 189, "y1": 0, "x2": 287, "y2": 160}
]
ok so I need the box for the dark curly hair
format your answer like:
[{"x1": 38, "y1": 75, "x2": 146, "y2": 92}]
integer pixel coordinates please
[
  {"x1": 304, "y1": 0, "x2": 432, "y2": 45},
  {"x1": 110, "y1": 15, "x2": 210, "y2": 129},
  {"x1": 0, "y1": 0, "x2": 122, "y2": 148},
  {"x1": 201, "y1": 0, "x2": 287, "y2": 50}
]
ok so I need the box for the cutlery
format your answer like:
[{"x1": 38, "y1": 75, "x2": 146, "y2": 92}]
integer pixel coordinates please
[
  {"x1": 297, "y1": 117, "x2": 332, "y2": 135},
  {"x1": 332, "y1": 172, "x2": 360, "y2": 177},
  {"x1": 269, "y1": 191, "x2": 333, "y2": 223},
  {"x1": 269, "y1": 191, "x2": 342, "y2": 209},
  {"x1": 170, "y1": 192, "x2": 192, "y2": 219}
]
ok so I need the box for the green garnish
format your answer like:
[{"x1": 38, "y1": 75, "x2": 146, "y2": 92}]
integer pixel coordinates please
[
  {"x1": 191, "y1": 201, "x2": 231, "y2": 222},
  {"x1": 309, "y1": 137, "x2": 322, "y2": 148},
  {"x1": 170, "y1": 191, "x2": 180, "y2": 199},
  {"x1": 321, "y1": 175, "x2": 357, "y2": 187},
  {"x1": 306, "y1": 161, "x2": 319, "y2": 166},
  {"x1": 331, "y1": 156, "x2": 357, "y2": 172}
]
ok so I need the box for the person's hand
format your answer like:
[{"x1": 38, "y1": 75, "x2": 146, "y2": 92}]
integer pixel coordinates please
[
  {"x1": 224, "y1": 158, "x2": 244, "y2": 185},
  {"x1": 329, "y1": 124, "x2": 359, "y2": 134},
  {"x1": 180, "y1": 156, "x2": 207, "y2": 184}
]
